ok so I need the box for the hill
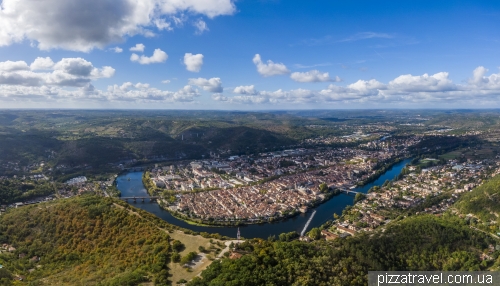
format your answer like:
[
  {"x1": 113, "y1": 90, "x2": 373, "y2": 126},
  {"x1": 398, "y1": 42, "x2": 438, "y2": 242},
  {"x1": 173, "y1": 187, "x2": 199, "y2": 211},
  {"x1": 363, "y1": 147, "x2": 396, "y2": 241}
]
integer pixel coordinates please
[
  {"x1": 189, "y1": 215, "x2": 497, "y2": 286},
  {"x1": 454, "y1": 173, "x2": 500, "y2": 229},
  {"x1": 0, "y1": 196, "x2": 172, "y2": 285}
]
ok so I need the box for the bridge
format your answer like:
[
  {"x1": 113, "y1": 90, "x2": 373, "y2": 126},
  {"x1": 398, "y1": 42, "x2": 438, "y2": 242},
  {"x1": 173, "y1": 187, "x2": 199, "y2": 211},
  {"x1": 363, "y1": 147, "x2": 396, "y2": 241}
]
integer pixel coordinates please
[
  {"x1": 123, "y1": 167, "x2": 146, "y2": 171},
  {"x1": 119, "y1": 196, "x2": 160, "y2": 203},
  {"x1": 340, "y1": 189, "x2": 360, "y2": 195}
]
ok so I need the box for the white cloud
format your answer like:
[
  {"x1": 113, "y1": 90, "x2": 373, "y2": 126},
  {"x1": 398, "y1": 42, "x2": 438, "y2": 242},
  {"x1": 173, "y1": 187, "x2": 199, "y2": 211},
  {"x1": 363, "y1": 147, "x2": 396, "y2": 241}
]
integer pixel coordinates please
[
  {"x1": 154, "y1": 18, "x2": 173, "y2": 31},
  {"x1": 338, "y1": 32, "x2": 394, "y2": 43},
  {"x1": 348, "y1": 79, "x2": 386, "y2": 94},
  {"x1": 111, "y1": 47, "x2": 123, "y2": 53},
  {"x1": 162, "y1": 79, "x2": 171, "y2": 84},
  {"x1": 135, "y1": 82, "x2": 150, "y2": 89},
  {"x1": 91, "y1": 66, "x2": 116, "y2": 78},
  {"x1": 469, "y1": 66, "x2": 500, "y2": 89},
  {"x1": 194, "y1": 19, "x2": 209, "y2": 34},
  {"x1": 130, "y1": 43, "x2": 145, "y2": 52},
  {"x1": 233, "y1": 85, "x2": 258, "y2": 95},
  {"x1": 211, "y1": 93, "x2": 228, "y2": 101},
  {"x1": 215, "y1": 67, "x2": 500, "y2": 105},
  {"x1": 159, "y1": 1, "x2": 235, "y2": 18},
  {"x1": 0, "y1": 0, "x2": 237, "y2": 52},
  {"x1": 106, "y1": 83, "x2": 200, "y2": 102},
  {"x1": 53, "y1": 58, "x2": 94, "y2": 76},
  {"x1": 184, "y1": 53, "x2": 204, "y2": 72},
  {"x1": 119, "y1": 82, "x2": 134, "y2": 91},
  {"x1": 130, "y1": 49, "x2": 168, "y2": 64},
  {"x1": 388, "y1": 72, "x2": 455, "y2": 92},
  {"x1": 188, "y1": 77, "x2": 222, "y2": 92},
  {"x1": 4, "y1": 65, "x2": 500, "y2": 107},
  {"x1": 0, "y1": 57, "x2": 114, "y2": 88},
  {"x1": 0, "y1": 60, "x2": 30, "y2": 72},
  {"x1": 290, "y1": 70, "x2": 341, "y2": 83},
  {"x1": 0, "y1": 71, "x2": 43, "y2": 86},
  {"x1": 252, "y1": 54, "x2": 290, "y2": 77},
  {"x1": 30, "y1": 57, "x2": 55, "y2": 70}
]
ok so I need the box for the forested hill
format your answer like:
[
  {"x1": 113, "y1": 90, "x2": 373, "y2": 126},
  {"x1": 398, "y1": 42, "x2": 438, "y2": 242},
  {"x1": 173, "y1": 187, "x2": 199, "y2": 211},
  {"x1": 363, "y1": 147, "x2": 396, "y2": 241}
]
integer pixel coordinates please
[
  {"x1": 454, "y1": 174, "x2": 500, "y2": 224},
  {"x1": 189, "y1": 215, "x2": 498, "y2": 286},
  {"x1": 0, "y1": 196, "x2": 172, "y2": 285}
]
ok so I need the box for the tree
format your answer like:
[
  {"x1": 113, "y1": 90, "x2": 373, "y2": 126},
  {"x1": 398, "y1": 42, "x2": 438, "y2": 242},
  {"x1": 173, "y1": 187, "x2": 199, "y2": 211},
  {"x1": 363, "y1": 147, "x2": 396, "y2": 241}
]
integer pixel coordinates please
[
  {"x1": 319, "y1": 183, "x2": 329, "y2": 193},
  {"x1": 181, "y1": 252, "x2": 198, "y2": 264},
  {"x1": 171, "y1": 251, "x2": 181, "y2": 263},
  {"x1": 308, "y1": 228, "x2": 321, "y2": 240},
  {"x1": 172, "y1": 240, "x2": 185, "y2": 252},
  {"x1": 354, "y1": 193, "x2": 366, "y2": 203}
]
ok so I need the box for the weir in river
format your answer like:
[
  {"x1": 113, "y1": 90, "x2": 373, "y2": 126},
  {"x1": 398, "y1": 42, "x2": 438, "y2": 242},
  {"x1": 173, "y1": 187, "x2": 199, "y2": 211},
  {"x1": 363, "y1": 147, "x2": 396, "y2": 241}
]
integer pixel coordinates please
[{"x1": 300, "y1": 210, "x2": 317, "y2": 236}]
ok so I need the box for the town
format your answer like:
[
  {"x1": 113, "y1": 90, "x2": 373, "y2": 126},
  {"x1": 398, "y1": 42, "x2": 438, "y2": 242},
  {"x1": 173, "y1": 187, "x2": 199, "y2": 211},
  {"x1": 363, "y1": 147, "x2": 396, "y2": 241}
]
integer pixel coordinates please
[
  {"x1": 321, "y1": 157, "x2": 500, "y2": 242},
  {"x1": 145, "y1": 136, "x2": 420, "y2": 224}
]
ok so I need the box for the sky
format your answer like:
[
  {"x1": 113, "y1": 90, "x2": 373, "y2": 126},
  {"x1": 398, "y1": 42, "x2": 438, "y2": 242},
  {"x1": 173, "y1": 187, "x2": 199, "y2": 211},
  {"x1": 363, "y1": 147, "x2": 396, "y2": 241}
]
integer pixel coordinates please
[{"x1": 0, "y1": 0, "x2": 499, "y2": 110}]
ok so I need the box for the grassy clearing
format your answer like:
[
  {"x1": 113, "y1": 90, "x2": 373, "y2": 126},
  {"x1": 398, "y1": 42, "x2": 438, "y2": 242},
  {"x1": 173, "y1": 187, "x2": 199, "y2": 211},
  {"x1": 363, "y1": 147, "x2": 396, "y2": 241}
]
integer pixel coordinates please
[
  {"x1": 439, "y1": 150, "x2": 461, "y2": 160},
  {"x1": 168, "y1": 231, "x2": 221, "y2": 285}
]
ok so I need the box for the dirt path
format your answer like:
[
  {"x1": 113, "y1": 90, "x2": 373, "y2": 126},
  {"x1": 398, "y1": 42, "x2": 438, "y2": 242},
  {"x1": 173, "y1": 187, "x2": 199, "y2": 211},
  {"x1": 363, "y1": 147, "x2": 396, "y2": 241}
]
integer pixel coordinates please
[{"x1": 217, "y1": 240, "x2": 243, "y2": 258}]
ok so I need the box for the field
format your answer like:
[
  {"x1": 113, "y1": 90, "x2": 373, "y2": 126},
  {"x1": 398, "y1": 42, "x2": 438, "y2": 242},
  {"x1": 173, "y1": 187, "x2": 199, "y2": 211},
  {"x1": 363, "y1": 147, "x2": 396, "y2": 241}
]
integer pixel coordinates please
[
  {"x1": 167, "y1": 231, "x2": 222, "y2": 284},
  {"x1": 439, "y1": 150, "x2": 462, "y2": 160}
]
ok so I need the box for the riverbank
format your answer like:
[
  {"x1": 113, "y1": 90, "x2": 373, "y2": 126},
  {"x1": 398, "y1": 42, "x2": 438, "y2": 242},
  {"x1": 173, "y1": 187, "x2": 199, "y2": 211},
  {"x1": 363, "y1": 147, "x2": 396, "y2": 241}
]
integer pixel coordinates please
[
  {"x1": 158, "y1": 201, "x2": 220, "y2": 227},
  {"x1": 356, "y1": 156, "x2": 407, "y2": 186},
  {"x1": 115, "y1": 159, "x2": 412, "y2": 239},
  {"x1": 160, "y1": 189, "x2": 340, "y2": 227},
  {"x1": 143, "y1": 159, "x2": 406, "y2": 227}
]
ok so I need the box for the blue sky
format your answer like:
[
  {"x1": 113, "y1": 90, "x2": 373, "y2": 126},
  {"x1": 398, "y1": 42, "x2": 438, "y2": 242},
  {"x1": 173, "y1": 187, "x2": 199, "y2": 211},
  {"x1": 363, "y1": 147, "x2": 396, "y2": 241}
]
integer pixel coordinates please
[{"x1": 0, "y1": 0, "x2": 499, "y2": 109}]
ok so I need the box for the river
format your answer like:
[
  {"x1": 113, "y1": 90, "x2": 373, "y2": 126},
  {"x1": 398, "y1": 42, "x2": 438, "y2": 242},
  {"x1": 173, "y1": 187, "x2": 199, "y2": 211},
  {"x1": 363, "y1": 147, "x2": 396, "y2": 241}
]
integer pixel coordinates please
[{"x1": 116, "y1": 158, "x2": 411, "y2": 239}]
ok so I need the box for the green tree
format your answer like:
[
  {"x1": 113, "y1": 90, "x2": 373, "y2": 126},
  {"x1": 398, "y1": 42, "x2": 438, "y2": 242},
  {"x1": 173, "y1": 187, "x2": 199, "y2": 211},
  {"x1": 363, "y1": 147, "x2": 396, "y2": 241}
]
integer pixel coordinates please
[
  {"x1": 354, "y1": 193, "x2": 366, "y2": 203},
  {"x1": 319, "y1": 183, "x2": 329, "y2": 193},
  {"x1": 172, "y1": 240, "x2": 185, "y2": 252},
  {"x1": 308, "y1": 227, "x2": 321, "y2": 240},
  {"x1": 171, "y1": 251, "x2": 181, "y2": 263},
  {"x1": 180, "y1": 252, "x2": 198, "y2": 264}
]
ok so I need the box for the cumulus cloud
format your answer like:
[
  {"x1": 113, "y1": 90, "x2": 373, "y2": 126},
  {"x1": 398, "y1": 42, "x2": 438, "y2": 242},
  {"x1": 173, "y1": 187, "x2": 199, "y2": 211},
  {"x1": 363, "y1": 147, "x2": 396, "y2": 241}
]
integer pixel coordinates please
[
  {"x1": 0, "y1": 81, "x2": 201, "y2": 104},
  {"x1": 53, "y1": 58, "x2": 94, "y2": 76},
  {"x1": 290, "y1": 70, "x2": 341, "y2": 83},
  {"x1": 211, "y1": 93, "x2": 228, "y2": 101},
  {"x1": 388, "y1": 72, "x2": 455, "y2": 92},
  {"x1": 154, "y1": 18, "x2": 173, "y2": 31},
  {"x1": 161, "y1": 79, "x2": 171, "y2": 84},
  {"x1": 0, "y1": 61, "x2": 30, "y2": 72},
  {"x1": 188, "y1": 77, "x2": 222, "y2": 92},
  {"x1": 194, "y1": 19, "x2": 209, "y2": 34},
  {"x1": 111, "y1": 47, "x2": 123, "y2": 53},
  {"x1": 0, "y1": 57, "x2": 114, "y2": 88},
  {"x1": 0, "y1": 71, "x2": 43, "y2": 86},
  {"x1": 469, "y1": 66, "x2": 500, "y2": 89},
  {"x1": 130, "y1": 49, "x2": 168, "y2": 64},
  {"x1": 0, "y1": 0, "x2": 237, "y2": 52},
  {"x1": 252, "y1": 54, "x2": 290, "y2": 77},
  {"x1": 233, "y1": 85, "x2": 258, "y2": 95},
  {"x1": 228, "y1": 85, "x2": 315, "y2": 104},
  {"x1": 106, "y1": 83, "x2": 200, "y2": 102},
  {"x1": 184, "y1": 53, "x2": 204, "y2": 72},
  {"x1": 215, "y1": 67, "x2": 500, "y2": 105},
  {"x1": 130, "y1": 43, "x2": 145, "y2": 52},
  {"x1": 135, "y1": 82, "x2": 150, "y2": 89},
  {"x1": 30, "y1": 57, "x2": 55, "y2": 70}
]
